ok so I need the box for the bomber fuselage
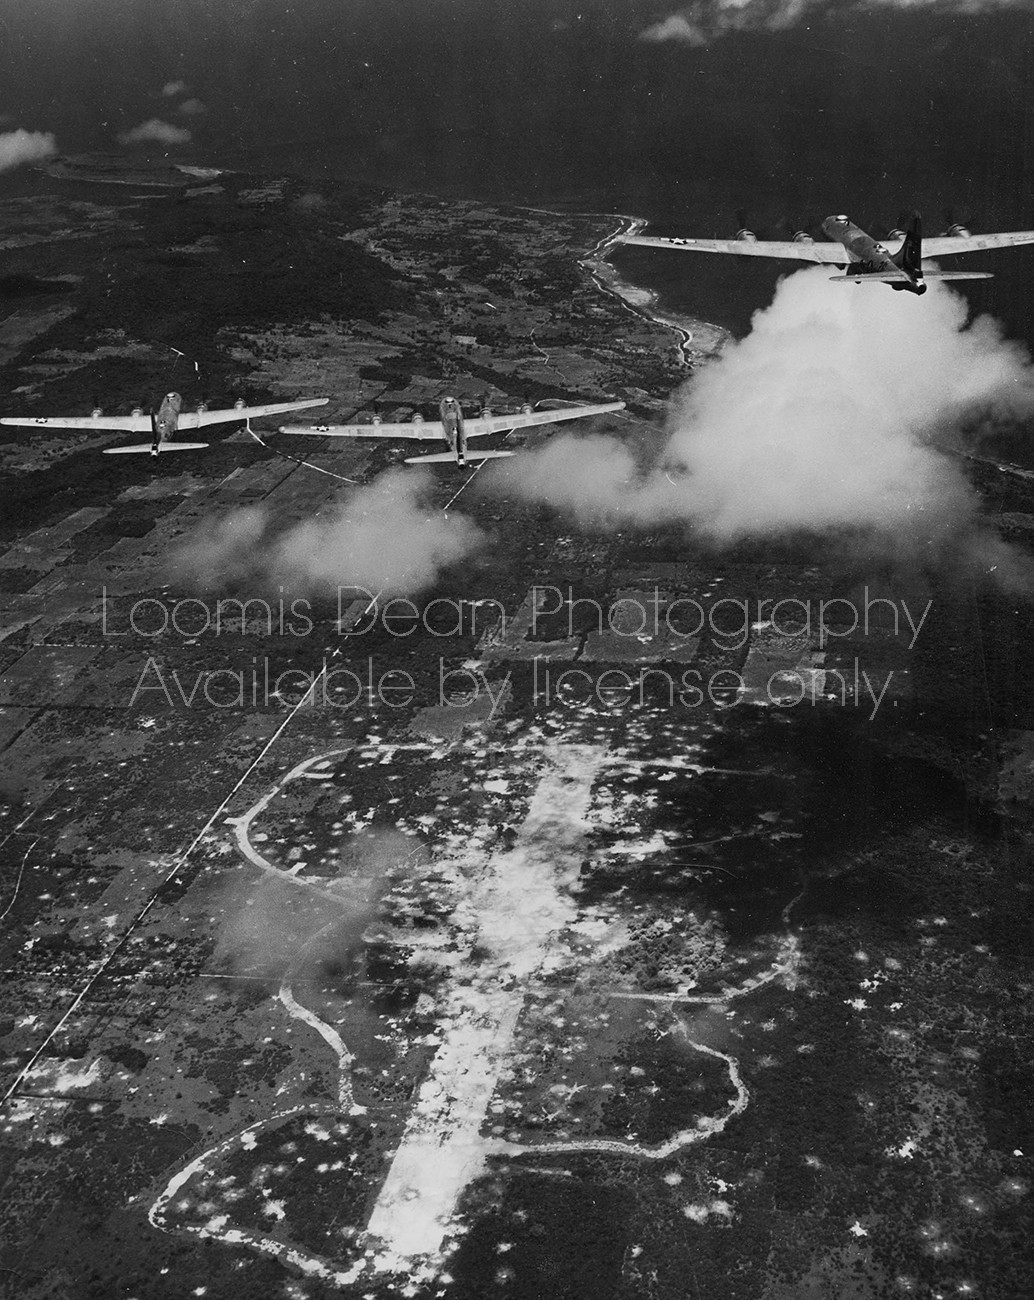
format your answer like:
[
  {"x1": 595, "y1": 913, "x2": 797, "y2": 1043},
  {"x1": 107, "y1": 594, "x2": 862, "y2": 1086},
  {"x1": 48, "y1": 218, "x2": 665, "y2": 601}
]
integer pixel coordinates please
[
  {"x1": 154, "y1": 392, "x2": 184, "y2": 444},
  {"x1": 439, "y1": 396, "x2": 467, "y2": 464},
  {"x1": 821, "y1": 214, "x2": 925, "y2": 294}
]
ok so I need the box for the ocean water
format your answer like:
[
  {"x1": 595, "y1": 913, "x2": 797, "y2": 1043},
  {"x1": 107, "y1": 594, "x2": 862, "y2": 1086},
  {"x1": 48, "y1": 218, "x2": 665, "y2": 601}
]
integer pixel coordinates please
[{"x1": 2, "y1": 0, "x2": 1033, "y2": 339}]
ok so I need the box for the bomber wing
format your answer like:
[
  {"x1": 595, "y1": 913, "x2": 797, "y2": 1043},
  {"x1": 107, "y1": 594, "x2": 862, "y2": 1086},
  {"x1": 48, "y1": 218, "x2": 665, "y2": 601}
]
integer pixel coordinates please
[
  {"x1": 917, "y1": 231, "x2": 1034, "y2": 257},
  {"x1": 462, "y1": 400, "x2": 625, "y2": 437},
  {"x1": 0, "y1": 413, "x2": 153, "y2": 431},
  {"x1": 278, "y1": 401, "x2": 625, "y2": 441},
  {"x1": 0, "y1": 397, "x2": 328, "y2": 433},
  {"x1": 183, "y1": 397, "x2": 329, "y2": 429},
  {"x1": 623, "y1": 235, "x2": 849, "y2": 264},
  {"x1": 277, "y1": 420, "x2": 443, "y2": 440}
]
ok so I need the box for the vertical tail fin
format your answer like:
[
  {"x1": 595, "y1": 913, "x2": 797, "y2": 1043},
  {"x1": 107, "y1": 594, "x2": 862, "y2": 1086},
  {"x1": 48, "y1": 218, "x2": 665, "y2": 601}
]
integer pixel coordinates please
[{"x1": 894, "y1": 212, "x2": 922, "y2": 276}]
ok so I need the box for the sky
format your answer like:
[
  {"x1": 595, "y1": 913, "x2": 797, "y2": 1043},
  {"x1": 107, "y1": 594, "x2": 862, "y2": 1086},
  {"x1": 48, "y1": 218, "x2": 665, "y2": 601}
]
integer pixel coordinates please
[{"x1": 2, "y1": 1, "x2": 1032, "y2": 208}]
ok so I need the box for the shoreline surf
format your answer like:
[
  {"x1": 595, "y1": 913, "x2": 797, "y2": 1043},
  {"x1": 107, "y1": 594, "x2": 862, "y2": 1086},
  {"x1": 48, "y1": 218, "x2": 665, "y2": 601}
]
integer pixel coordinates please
[{"x1": 586, "y1": 215, "x2": 730, "y2": 367}]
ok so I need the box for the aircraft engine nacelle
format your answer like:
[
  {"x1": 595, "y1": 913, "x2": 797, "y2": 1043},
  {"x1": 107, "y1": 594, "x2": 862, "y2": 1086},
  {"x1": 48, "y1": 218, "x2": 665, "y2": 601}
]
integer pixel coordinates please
[
  {"x1": 521, "y1": 403, "x2": 533, "y2": 414},
  {"x1": 197, "y1": 402, "x2": 208, "y2": 414},
  {"x1": 791, "y1": 230, "x2": 813, "y2": 243},
  {"x1": 91, "y1": 407, "x2": 103, "y2": 418},
  {"x1": 942, "y1": 222, "x2": 972, "y2": 238},
  {"x1": 234, "y1": 398, "x2": 246, "y2": 409},
  {"x1": 480, "y1": 407, "x2": 493, "y2": 418},
  {"x1": 887, "y1": 228, "x2": 906, "y2": 241},
  {"x1": 131, "y1": 406, "x2": 143, "y2": 417},
  {"x1": 372, "y1": 415, "x2": 383, "y2": 426},
  {"x1": 412, "y1": 413, "x2": 424, "y2": 423},
  {"x1": 735, "y1": 228, "x2": 757, "y2": 242}
]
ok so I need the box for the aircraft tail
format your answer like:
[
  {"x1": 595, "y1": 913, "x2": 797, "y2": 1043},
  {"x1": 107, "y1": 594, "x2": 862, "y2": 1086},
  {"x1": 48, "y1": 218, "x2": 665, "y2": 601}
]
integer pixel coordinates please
[{"x1": 892, "y1": 212, "x2": 922, "y2": 277}]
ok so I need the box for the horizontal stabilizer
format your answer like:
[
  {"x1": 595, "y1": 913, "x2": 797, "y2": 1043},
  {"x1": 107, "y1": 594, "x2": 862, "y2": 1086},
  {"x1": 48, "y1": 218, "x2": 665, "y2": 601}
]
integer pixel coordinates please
[
  {"x1": 404, "y1": 449, "x2": 516, "y2": 465},
  {"x1": 828, "y1": 272, "x2": 909, "y2": 283},
  {"x1": 828, "y1": 271, "x2": 993, "y2": 284},
  {"x1": 103, "y1": 441, "x2": 209, "y2": 455},
  {"x1": 920, "y1": 271, "x2": 994, "y2": 281}
]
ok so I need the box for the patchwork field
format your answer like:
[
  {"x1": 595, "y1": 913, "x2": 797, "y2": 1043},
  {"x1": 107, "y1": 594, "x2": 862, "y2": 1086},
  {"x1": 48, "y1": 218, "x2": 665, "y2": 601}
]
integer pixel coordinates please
[{"x1": 1, "y1": 164, "x2": 1033, "y2": 1299}]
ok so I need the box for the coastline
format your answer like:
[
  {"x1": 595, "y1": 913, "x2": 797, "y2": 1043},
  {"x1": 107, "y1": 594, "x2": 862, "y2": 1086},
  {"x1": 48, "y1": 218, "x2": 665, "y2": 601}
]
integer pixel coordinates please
[
  {"x1": 514, "y1": 200, "x2": 729, "y2": 371},
  {"x1": 584, "y1": 215, "x2": 730, "y2": 367}
]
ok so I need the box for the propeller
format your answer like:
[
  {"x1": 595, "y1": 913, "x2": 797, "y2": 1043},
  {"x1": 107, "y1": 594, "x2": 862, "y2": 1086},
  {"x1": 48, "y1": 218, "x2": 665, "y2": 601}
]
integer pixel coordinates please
[
  {"x1": 150, "y1": 410, "x2": 159, "y2": 458},
  {"x1": 781, "y1": 215, "x2": 816, "y2": 243},
  {"x1": 941, "y1": 206, "x2": 975, "y2": 238},
  {"x1": 885, "y1": 209, "x2": 922, "y2": 241},
  {"x1": 887, "y1": 210, "x2": 910, "y2": 240},
  {"x1": 734, "y1": 209, "x2": 757, "y2": 242}
]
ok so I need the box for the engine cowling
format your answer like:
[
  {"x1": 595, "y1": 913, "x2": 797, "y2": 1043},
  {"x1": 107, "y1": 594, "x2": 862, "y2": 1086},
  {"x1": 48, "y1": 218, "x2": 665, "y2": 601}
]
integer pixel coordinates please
[
  {"x1": 480, "y1": 407, "x2": 493, "y2": 418},
  {"x1": 887, "y1": 227, "x2": 906, "y2": 242},
  {"x1": 372, "y1": 415, "x2": 383, "y2": 426},
  {"x1": 91, "y1": 407, "x2": 103, "y2": 418},
  {"x1": 131, "y1": 406, "x2": 143, "y2": 417},
  {"x1": 791, "y1": 230, "x2": 813, "y2": 243},
  {"x1": 234, "y1": 398, "x2": 245, "y2": 409},
  {"x1": 521, "y1": 403, "x2": 533, "y2": 414},
  {"x1": 942, "y1": 223, "x2": 972, "y2": 238},
  {"x1": 412, "y1": 412, "x2": 424, "y2": 423},
  {"x1": 735, "y1": 227, "x2": 757, "y2": 242},
  {"x1": 197, "y1": 402, "x2": 208, "y2": 414}
]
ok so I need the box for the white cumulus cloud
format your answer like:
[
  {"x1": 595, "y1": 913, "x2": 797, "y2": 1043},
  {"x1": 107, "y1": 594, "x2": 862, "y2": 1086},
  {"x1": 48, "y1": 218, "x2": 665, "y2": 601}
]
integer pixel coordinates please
[
  {"x1": 177, "y1": 97, "x2": 206, "y2": 117},
  {"x1": 641, "y1": 0, "x2": 809, "y2": 43},
  {"x1": 0, "y1": 128, "x2": 58, "y2": 173},
  {"x1": 640, "y1": 0, "x2": 1030, "y2": 45},
  {"x1": 168, "y1": 467, "x2": 483, "y2": 598},
  {"x1": 117, "y1": 118, "x2": 192, "y2": 146},
  {"x1": 484, "y1": 268, "x2": 1034, "y2": 589},
  {"x1": 639, "y1": 13, "x2": 710, "y2": 43},
  {"x1": 161, "y1": 80, "x2": 189, "y2": 97}
]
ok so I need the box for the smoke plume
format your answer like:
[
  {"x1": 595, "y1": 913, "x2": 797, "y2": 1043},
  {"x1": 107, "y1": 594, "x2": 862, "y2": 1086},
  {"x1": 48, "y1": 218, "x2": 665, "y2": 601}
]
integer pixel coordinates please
[
  {"x1": 0, "y1": 129, "x2": 57, "y2": 173},
  {"x1": 640, "y1": 0, "x2": 1030, "y2": 45},
  {"x1": 484, "y1": 268, "x2": 1034, "y2": 581},
  {"x1": 169, "y1": 466, "x2": 482, "y2": 598}
]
